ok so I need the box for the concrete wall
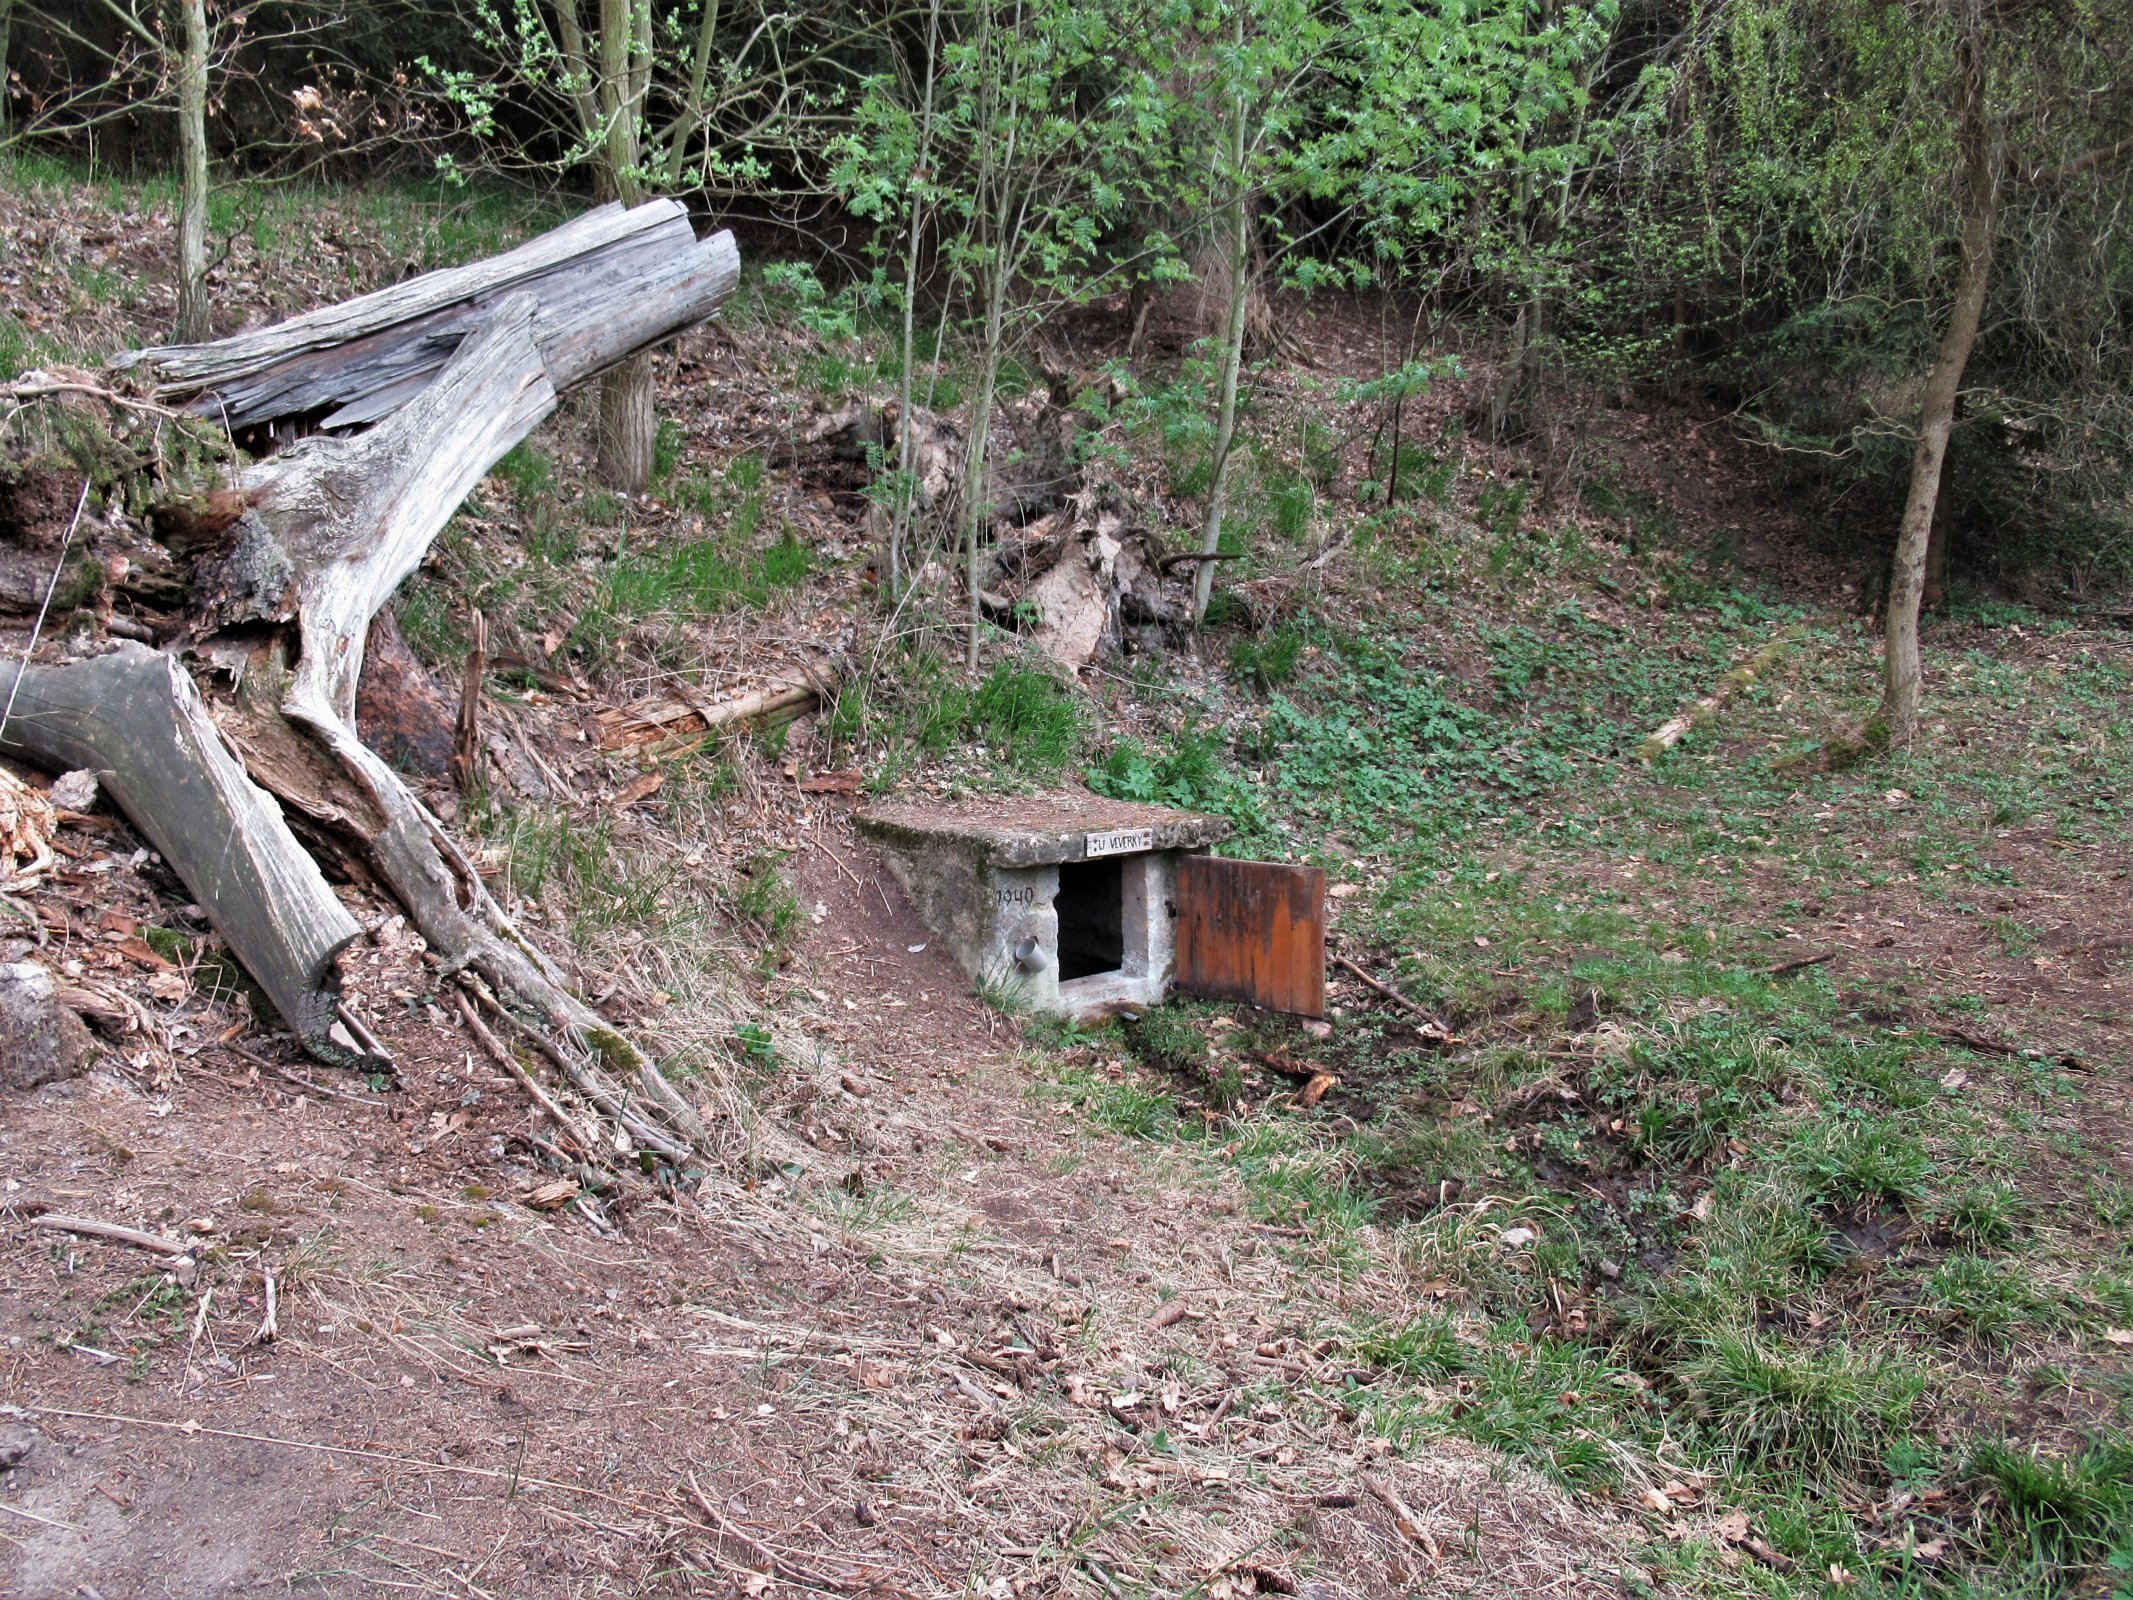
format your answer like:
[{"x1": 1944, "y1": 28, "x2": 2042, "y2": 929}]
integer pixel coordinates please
[{"x1": 871, "y1": 833, "x2": 1185, "y2": 1018}]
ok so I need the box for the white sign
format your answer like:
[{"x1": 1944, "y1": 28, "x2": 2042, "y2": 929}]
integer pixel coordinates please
[{"x1": 1083, "y1": 827, "x2": 1153, "y2": 859}]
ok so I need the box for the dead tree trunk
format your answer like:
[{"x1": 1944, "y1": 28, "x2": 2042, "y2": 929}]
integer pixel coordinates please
[
  {"x1": 10, "y1": 200, "x2": 738, "y2": 1157},
  {"x1": 0, "y1": 644, "x2": 366, "y2": 1058}
]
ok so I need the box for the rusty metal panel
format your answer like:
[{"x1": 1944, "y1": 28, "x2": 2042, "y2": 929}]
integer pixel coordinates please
[{"x1": 1174, "y1": 856, "x2": 1326, "y2": 1017}]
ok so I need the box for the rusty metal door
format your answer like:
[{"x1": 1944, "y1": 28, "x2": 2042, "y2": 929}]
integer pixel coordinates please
[{"x1": 1174, "y1": 856, "x2": 1326, "y2": 1017}]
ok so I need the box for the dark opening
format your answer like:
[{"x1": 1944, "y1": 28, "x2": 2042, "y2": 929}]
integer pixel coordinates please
[{"x1": 1055, "y1": 857, "x2": 1124, "y2": 980}]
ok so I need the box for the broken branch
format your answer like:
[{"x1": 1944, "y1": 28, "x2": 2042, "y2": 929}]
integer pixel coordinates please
[{"x1": 32, "y1": 1214, "x2": 191, "y2": 1257}]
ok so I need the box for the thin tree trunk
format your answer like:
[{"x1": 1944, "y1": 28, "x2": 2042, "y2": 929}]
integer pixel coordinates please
[
  {"x1": 0, "y1": 0, "x2": 17, "y2": 137},
  {"x1": 1922, "y1": 504, "x2": 1950, "y2": 612},
  {"x1": 173, "y1": 0, "x2": 211, "y2": 343},
  {"x1": 1192, "y1": 49, "x2": 1252, "y2": 627},
  {"x1": 663, "y1": 0, "x2": 723, "y2": 185},
  {"x1": 958, "y1": 0, "x2": 1015, "y2": 671},
  {"x1": 597, "y1": 350, "x2": 656, "y2": 491},
  {"x1": 959, "y1": 310, "x2": 1003, "y2": 671},
  {"x1": 1881, "y1": 41, "x2": 1997, "y2": 744},
  {"x1": 888, "y1": 0, "x2": 943, "y2": 602},
  {"x1": 1486, "y1": 169, "x2": 1538, "y2": 444},
  {"x1": 592, "y1": 0, "x2": 656, "y2": 493}
]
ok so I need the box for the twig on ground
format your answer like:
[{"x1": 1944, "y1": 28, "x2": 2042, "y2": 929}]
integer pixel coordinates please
[
  {"x1": 452, "y1": 987, "x2": 601, "y2": 1156},
  {"x1": 254, "y1": 1269, "x2": 279, "y2": 1345},
  {"x1": 223, "y1": 1042, "x2": 387, "y2": 1107},
  {"x1": 0, "y1": 1499, "x2": 87, "y2": 1533},
  {"x1": 1767, "y1": 950, "x2": 1836, "y2": 977},
  {"x1": 683, "y1": 1471, "x2": 854, "y2": 1592},
  {"x1": 31, "y1": 1214, "x2": 190, "y2": 1258},
  {"x1": 1362, "y1": 1472, "x2": 1442, "y2": 1561},
  {"x1": 1331, "y1": 956, "x2": 1452, "y2": 1035}
]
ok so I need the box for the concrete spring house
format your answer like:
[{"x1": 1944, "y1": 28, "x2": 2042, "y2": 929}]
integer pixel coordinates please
[{"x1": 857, "y1": 795, "x2": 1326, "y2": 1020}]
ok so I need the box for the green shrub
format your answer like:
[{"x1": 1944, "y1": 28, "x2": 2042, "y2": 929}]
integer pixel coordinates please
[
  {"x1": 1787, "y1": 1115, "x2": 1936, "y2": 1210},
  {"x1": 1352, "y1": 1312, "x2": 1469, "y2": 1380},
  {"x1": 957, "y1": 661, "x2": 1081, "y2": 773},
  {"x1": 652, "y1": 418, "x2": 686, "y2": 483},
  {"x1": 1228, "y1": 624, "x2": 1306, "y2": 693},
  {"x1": 1923, "y1": 1255, "x2": 2071, "y2": 1344}
]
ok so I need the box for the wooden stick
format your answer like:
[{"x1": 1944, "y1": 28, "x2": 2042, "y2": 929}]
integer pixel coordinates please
[
  {"x1": 32, "y1": 1215, "x2": 190, "y2": 1257},
  {"x1": 1767, "y1": 950, "x2": 1836, "y2": 977},
  {"x1": 455, "y1": 608, "x2": 487, "y2": 794},
  {"x1": 255, "y1": 1269, "x2": 279, "y2": 1345},
  {"x1": 0, "y1": 1499, "x2": 88, "y2": 1533},
  {"x1": 452, "y1": 987, "x2": 599, "y2": 1156},
  {"x1": 1331, "y1": 956, "x2": 1451, "y2": 1033},
  {"x1": 683, "y1": 1471, "x2": 856, "y2": 1591},
  {"x1": 223, "y1": 1042, "x2": 386, "y2": 1108},
  {"x1": 1361, "y1": 1473, "x2": 1441, "y2": 1561}
]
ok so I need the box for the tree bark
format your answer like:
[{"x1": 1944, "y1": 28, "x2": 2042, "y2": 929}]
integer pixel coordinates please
[
  {"x1": 597, "y1": 348, "x2": 656, "y2": 492},
  {"x1": 1881, "y1": 37, "x2": 1997, "y2": 745},
  {"x1": 1922, "y1": 502, "x2": 1951, "y2": 613},
  {"x1": 174, "y1": 0, "x2": 211, "y2": 343},
  {"x1": 590, "y1": 0, "x2": 658, "y2": 494},
  {"x1": 95, "y1": 204, "x2": 740, "y2": 1156},
  {"x1": 125, "y1": 202, "x2": 738, "y2": 432},
  {"x1": 958, "y1": 323, "x2": 1002, "y2": 671},
  {"x1": 222, "y1": 294, "x2": 707, "y2": 1147}
]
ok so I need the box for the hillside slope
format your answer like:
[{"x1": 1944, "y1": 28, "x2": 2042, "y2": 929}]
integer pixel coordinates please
[{"x1": 2, "y1": 170, "x2": 2129, "y2": 1599}]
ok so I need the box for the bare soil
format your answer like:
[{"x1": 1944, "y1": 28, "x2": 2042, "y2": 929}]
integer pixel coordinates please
[{"x1": 1, "y1": 804, "x2": 1630, "y2": 1598}]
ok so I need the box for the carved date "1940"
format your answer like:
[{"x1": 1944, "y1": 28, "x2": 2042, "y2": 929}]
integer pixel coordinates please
[{"x1": 1084, "y1": 827, "x2": 1154, "y2": 859}]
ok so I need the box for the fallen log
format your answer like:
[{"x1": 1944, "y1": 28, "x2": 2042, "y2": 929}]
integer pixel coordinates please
[
  {"x1": 0, "y1": 644, "x2": 366, "y2": 1061},
  {"x1": 120, "y1": 200, "x2": 739, "y2": 434},
  {"x1": 1634, "y1": 629, "x2": 1799, "y2": 764},
  {"x1": 594, "y1": 673, "x2": 835, "y2": 758},
  {"x1": 2, "y1": 201, "x2": 742, "y2": 1157},
  {"x1": 223, "y1": 289, "x2": 713, "y2": 1148}
]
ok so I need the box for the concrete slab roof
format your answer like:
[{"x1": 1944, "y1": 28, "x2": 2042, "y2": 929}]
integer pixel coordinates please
[{"x1": 855, "y1": 794, "x2": 1231, "y2": 867}]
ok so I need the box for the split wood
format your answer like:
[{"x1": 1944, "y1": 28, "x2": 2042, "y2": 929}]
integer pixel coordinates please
[{"x1": 3, "y1": 201, "x2": 738, "y2": 1169}]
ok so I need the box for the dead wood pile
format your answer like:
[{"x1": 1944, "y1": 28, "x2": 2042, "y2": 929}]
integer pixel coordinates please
[
  {"x1": 781, "y1": 393, "x2": 1230, "y2": 670},
  {"x1": 0, "y1": 201, "x2": 739, "y2": 1169}
]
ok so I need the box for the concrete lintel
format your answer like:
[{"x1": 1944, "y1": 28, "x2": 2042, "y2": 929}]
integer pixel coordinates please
[{"x1": 855, "y1": 794, "x2": 1229, "y2": 868}]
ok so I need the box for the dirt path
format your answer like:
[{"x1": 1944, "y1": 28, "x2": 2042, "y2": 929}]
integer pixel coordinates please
[{"x1": 0, "y1": 813, "x2": 1629, "y2": 1598}]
